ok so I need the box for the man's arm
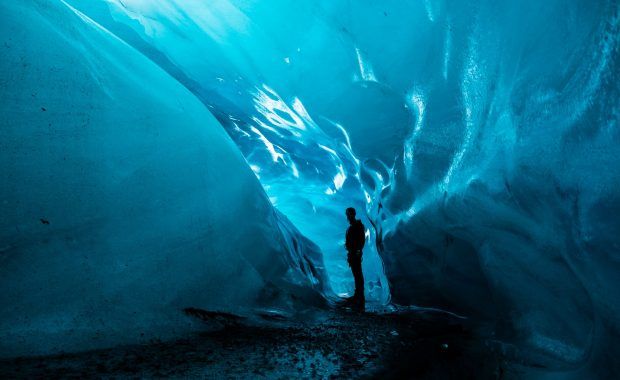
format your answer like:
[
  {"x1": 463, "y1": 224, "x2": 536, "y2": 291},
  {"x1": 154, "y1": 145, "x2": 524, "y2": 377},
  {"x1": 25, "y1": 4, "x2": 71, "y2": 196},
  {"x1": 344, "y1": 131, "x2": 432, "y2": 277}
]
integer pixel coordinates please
[
  {"x1": 355, "y1": 223, "x2": 365, "y2": 251},
  {"x1": 345, "y1": 227, "x2": 351, "y2": 251}
]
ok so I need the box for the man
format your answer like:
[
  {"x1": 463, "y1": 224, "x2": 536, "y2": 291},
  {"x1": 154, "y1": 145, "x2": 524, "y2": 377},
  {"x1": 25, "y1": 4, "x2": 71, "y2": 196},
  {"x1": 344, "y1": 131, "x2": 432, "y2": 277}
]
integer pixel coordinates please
[{"x1": 345, "y1": 207, "x2": 365, "y2": 309}]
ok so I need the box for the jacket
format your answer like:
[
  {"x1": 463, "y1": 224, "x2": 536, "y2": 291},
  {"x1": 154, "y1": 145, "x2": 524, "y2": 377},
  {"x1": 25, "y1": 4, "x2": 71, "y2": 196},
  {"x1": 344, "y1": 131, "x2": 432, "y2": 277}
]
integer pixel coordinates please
[{"x1": 346, "y1": 219, "x2": 366, "y2": 253}]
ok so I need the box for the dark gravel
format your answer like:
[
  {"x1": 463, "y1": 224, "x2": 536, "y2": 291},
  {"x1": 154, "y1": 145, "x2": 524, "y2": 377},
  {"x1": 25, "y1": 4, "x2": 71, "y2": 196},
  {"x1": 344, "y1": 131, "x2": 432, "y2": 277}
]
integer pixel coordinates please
[{"x1": 0, "y1": 307, "x2": 511, "y2": 379}]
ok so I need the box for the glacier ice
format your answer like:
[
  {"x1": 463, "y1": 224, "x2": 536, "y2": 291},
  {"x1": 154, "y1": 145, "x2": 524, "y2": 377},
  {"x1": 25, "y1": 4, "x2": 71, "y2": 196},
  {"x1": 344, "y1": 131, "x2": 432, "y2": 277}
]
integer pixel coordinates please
[
  {"x1": 60, "y1": 0, "x2": 394, "y2": 305},
  {"x1": 1, "y1": 0, "x2": 620, "y2": 376},
  {"x1": 0, "y1": 0, "x2": 326, "y2": 358}
]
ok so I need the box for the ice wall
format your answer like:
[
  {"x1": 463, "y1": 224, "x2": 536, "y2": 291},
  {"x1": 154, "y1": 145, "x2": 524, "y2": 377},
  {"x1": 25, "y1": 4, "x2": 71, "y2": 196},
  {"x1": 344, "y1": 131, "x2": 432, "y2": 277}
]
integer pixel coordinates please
[
  {"x1": 2, "y1": 0, "x2": 619, "y2": 376},
  {"x1": 62, "y1": 0, "x2": 620, "y2": 375},
  {"x1": 0, "y1": 0, "x2": 326, "y2": 358},
  {"x1": 63, "y1": 0, "x2": 394, "y2": 304}
]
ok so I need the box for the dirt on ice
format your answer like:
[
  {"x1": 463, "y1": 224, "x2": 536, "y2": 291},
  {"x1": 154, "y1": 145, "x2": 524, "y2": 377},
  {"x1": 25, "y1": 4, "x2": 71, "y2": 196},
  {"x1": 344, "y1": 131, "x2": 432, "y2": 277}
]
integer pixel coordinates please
[{"x1": 0, "y1": 307, "x2": 515, "y2": 379}]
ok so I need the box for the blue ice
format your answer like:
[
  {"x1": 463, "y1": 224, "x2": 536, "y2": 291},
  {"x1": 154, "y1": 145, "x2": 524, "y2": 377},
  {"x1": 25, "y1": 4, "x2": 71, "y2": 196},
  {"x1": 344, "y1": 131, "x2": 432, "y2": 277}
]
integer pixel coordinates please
[{"x1": 1, "y1": 1, "x2": 619, "y2": 377}]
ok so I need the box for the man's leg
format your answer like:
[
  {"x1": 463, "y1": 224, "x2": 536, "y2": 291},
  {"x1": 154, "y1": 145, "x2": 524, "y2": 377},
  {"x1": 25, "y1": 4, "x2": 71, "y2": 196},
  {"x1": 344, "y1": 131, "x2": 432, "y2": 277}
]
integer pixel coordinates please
[
  {"x1": 344, "y1": 252, "x2": 356, "y2": 303},
  {"x1": 351, "y1": 256, "x2": 364, "y2": 304}
]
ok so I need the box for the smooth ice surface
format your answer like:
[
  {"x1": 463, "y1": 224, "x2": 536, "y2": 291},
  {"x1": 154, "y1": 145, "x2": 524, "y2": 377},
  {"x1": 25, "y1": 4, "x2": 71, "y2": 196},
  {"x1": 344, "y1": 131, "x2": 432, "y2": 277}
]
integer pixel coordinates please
[
  {"x1": 0, "y1": 0, "x2": 326, "y2": 358},
  {"x1": 2, "y1": 0, "x2": 620, "y2": 376}
]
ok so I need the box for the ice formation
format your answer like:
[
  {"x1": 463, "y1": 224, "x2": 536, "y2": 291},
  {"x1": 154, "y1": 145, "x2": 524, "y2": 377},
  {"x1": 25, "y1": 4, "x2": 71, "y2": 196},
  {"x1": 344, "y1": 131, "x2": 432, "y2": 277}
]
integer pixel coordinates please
[
  {"x1": 1, "y1": 0, "x2": 619, "y2": 376},
  {"x1": 0, "y1": 0, "x2": 326, "y2": 357}
]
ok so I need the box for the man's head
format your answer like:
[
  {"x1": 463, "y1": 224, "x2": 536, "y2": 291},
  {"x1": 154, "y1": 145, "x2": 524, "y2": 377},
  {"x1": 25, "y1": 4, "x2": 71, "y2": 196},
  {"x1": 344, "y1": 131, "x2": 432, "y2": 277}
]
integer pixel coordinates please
[{"x1": 346, "y1": 207, "x2": 356, "y2": 224}]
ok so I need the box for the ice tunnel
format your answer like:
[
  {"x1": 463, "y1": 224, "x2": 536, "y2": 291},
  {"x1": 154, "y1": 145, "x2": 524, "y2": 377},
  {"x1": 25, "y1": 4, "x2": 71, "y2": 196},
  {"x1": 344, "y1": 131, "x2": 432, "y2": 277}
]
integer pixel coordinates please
[{"x1": 1, "y1": 0, "x2": 620, "y2": 376}]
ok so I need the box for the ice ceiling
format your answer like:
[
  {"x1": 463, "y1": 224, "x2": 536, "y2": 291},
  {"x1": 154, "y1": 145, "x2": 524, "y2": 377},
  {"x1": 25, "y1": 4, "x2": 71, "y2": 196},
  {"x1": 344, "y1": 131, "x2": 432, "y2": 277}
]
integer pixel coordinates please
[{"x1": 1, "y1": 0, "x2": 619, "y2": 376}]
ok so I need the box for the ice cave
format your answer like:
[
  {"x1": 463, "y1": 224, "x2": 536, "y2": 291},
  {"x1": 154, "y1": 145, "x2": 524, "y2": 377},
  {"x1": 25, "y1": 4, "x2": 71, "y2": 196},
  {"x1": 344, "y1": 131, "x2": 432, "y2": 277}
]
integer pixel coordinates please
[{"x1": 1, "y1": 0, "x2": 619, "y2": 378}]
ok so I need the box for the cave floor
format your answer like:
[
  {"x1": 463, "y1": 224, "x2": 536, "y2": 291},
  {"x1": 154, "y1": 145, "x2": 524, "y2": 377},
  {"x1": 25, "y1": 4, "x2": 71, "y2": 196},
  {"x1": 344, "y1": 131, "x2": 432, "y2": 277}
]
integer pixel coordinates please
[{"x1": 0, "y1": 307, "x2": 515, "y2": 379}]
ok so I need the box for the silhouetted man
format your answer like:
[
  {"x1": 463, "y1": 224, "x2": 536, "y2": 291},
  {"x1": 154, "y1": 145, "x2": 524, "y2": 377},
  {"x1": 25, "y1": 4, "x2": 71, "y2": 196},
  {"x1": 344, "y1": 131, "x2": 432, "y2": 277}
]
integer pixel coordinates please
[{"x1": 345, "y1": 207, "x2": 365, "y2": 309}]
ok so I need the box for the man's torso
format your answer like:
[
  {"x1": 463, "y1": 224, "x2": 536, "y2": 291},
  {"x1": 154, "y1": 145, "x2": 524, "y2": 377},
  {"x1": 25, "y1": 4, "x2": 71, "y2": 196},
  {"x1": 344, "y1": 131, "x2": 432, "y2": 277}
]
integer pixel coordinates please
[{"x1": 346, "y1": 220, "x2": 365, "y2": 254}]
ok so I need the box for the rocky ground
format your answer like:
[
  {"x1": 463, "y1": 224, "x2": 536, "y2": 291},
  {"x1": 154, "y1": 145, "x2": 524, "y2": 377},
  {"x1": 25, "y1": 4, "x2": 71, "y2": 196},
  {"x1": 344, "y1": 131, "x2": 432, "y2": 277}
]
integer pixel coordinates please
[{"x1": 0, "y1": 306, "x2": 516, "y2": 379}]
